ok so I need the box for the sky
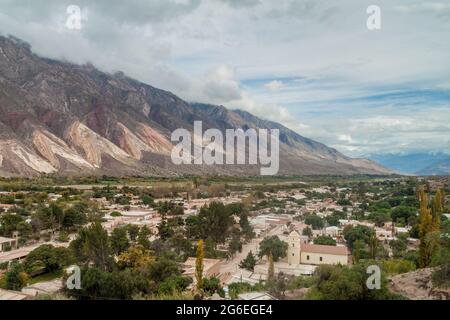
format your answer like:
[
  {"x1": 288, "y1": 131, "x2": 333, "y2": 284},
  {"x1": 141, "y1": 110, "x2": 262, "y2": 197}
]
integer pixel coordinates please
[{"x1": 0, "y1": 0, "x2": 449, "y2": 157}]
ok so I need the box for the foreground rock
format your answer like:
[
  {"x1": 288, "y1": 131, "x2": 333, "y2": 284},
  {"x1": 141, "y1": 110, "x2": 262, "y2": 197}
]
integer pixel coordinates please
[{"x1": 389, "y1": 268, "x2": 450, "y2": 300}]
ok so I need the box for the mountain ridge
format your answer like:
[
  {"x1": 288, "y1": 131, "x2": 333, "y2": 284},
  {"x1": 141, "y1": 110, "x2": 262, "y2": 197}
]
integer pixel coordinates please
[
  {"x1": 369, "y1": 152, "x2": 450, "y2": 176},
  {"x1": 0, "y1": 35, "x2": 390, "y2": 177}
]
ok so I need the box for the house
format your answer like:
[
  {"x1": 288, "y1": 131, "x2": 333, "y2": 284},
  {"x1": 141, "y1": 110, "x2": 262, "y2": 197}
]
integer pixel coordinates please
[
  {"x1": 287, "y1": 231, "x2": 349, "y2": 266},
  {"x1": 0, "y1": 236, "x2": 18, "y2": 253},
  {"x1": 21, "y1": 279, "x2": 63, "y2": 297},
  {"x1": 182, "y1": 258, "x2": 222, "y2": 283},
  {"x1": 0, "y1": 204, "x2": 14, "y2": 212}
]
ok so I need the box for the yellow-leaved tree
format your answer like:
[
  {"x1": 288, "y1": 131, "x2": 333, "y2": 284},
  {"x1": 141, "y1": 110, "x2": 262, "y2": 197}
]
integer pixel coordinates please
[
  {"x1": 195, "y1": 239, "x2": 204, "y2": 291},
  {"x1": 418, "y1": 187, "x2": 442, "y2": 267}
]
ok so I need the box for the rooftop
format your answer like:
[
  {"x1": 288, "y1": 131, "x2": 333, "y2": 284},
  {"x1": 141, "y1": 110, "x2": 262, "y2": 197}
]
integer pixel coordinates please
[
  {"x1": 238, "y1": 292, "x2": 276, "y2": 300},
  {"x1": 301, "y1": 243, "x2": 349, "y2": 256},
  {"x1": 0, "y1": 236, "x2": 16, "y2": 244},
  {"x1": 0, "y1": 289, "x2": 28, "y2": 300}
]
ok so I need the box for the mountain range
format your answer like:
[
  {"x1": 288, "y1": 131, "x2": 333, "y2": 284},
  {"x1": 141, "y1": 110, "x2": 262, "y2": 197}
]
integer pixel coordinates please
[
  {"x1": 369, "y1": 153, "x2": 450, "y2": 176},
  {"x1": 0, "y1": 35, "x2": 390, "y2": 177}
]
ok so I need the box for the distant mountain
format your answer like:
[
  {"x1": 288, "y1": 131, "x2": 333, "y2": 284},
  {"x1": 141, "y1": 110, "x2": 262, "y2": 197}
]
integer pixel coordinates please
[
  {"x1": 417, "y1": 160, "x2": 450, "y2": 176},
  {"x1": 369, "y1": 153, "x2": 450, "y2": 175},
  {"x1": 0, "y1": 35, "x2": 390, "y2": 177}
]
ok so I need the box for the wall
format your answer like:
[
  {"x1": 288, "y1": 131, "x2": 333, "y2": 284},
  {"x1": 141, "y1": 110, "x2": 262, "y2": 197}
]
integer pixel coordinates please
[{"x1": 300, "y1": 252, "x2": 348, "y2": 265}]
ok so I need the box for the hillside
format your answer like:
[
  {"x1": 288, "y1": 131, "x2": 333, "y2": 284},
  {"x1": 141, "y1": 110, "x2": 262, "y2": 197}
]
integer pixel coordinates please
[{"x1": 0, "y1": 35, "x2": 390, "y2": 177}]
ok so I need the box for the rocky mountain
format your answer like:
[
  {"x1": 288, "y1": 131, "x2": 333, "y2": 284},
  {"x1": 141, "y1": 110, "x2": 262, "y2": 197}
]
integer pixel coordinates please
[{"x1": 0, "y1": 35, "x2": 390, "y2": 177}]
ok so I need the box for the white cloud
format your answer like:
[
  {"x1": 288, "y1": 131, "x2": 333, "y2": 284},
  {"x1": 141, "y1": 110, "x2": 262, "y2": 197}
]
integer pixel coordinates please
[
  {"x1": 264, "y1": 80, "x2": 284, "y2": 91},
  {"x1": 338, "y1": 134, "x2": 353, "y2": 143},
  {"x1": 0, "y1": 0, "x2": 448, "y2": 157}
]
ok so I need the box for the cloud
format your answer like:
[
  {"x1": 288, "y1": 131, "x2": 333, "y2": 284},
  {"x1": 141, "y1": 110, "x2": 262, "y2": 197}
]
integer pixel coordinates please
[
  {"x1": 338, "y1": 134, "x2": 353, "y2": 143},
  {"x1": 264, "y1": 80, "x2": 284, "y2": 91},
  {"x1": 0, "y1": 0, "x2": 448, "y2": 157}
]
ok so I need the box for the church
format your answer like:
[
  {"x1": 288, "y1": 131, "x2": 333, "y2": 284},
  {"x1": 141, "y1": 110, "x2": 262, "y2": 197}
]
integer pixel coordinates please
[{"x1": 287, "y1": 231, "x2": 350, "y2": 266}]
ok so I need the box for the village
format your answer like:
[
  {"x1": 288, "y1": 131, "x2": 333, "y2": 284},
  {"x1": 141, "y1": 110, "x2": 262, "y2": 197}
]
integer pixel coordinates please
[{"x1": 0, "y1": 176, "x2": 449, "y2": 300}]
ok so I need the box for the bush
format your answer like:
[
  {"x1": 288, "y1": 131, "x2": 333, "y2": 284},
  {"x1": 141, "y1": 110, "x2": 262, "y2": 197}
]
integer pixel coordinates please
[
  {"x1": 4, "y1": 262, "x2": 29, "y2": 291},
  {"x1": 110, "y1": 211, "x2": 123, "y2": 217},
  {"x1": 380, "y1": 259, "x2": 416, "y2": 275},
  {"x1": 432, "y1": 263, "x2": 450, "y2": 288},
  {"x1": 58, "y1": 231, "x2": 70, "y2": 242},
  {"x1": 305, "y1": 262, "x2": 397, "y2": 300}
]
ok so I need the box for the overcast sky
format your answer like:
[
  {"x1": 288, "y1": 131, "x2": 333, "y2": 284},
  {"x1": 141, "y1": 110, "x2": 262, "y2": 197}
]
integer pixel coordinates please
[{"x1": 1, "y1": 0, "x2": 449, "y2": 157}]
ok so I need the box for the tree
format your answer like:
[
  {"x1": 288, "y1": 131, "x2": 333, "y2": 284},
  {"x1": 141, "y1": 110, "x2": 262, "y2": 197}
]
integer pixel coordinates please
[
  {"x1": 343, "y1": 225, "x2": 375, "y2": 251},
  {"x1": 126, "y1": 224, "x2": 140, "y2": 242},
  {"x1": 239, "y1": 251, "x2": 257, "y2": 271},
  {"x1": 24, "y1": 244, "x2": 73, "y2": 273},
  {"x1": 258, "y1": 236, "x2": 288, "y2": 262},
  {"x1": 352, "y1": 240, "x2": 364, "y2": 264},
  {"x1": 16, "y1": 221, "x2": 32, "y2": 242},
  {"x1": 203, "y1": 237, "x2": 217, "y2": 258},
  {"x1": 117, "y1": 245, "x2": 154, "y2": 270},
  {"x1": 4, "y1": 262, "x2": 29, "y2": 291},
  {"x1": 137, "y1": 226, "x2": 152, "y2": 249},
  {"x1": 432, "y1": 189, "x2": 443, "y2": 231},
  {"x1": 270, "y1": 272, "x2": 288, "y2": 299},
  {"x1": 267, "y1": 253, "x2": 275, "y2": 283},
  {"x1": 302, "y1": 226, "x2": 313, "y2": 238},
  {"x1": 0, "y1": 213, "x2": 25, "y2": 237},
  {"x1": 70, "y1": 222, "x2": 112, "y2": 271},
  {"x1": 158, "y1": 275, "x2": 193, "y2": 295},
  {"x1": 149, "y1": 254, "x2": 183, "y2": 283},
  {"x1": 65, "y1": 266, "x2": 147, "y2": 300},
  {"x1": 157, "y1": 215, "x2": 175, "y2": 240},
  {"x1": 368, "y1": 233, "x2": 378, "y2": 260},
  {"x1": 142, "y1": 194, "x2": 155, "y2": 207},
  {"x1": 304, "y1": 214, "x2": 324, "y2": 230},
  {"x1": 199, "y1": 202, "x2": 234, "y2": 245},
  {"x1": 367, "y1": 211, "x2": 390, "y2": 227},
  {"x1": 202, "y1": 276, "x2": 225, "y2": 297},
  {"x1": 313, "y1": 235, "x2": 336, "y2": 246},
  {"x1": 228, "y1": 237, "x2": 242, "y2": 258},
  {"x1": 418, "y1": 187, "x2": 436, "y2": 267},
  {"x1": 389, "y1": 237, "x2": 407, "y2": 258},
  {"x1": 391, "y1": 206, "x2": 416, "y2": 224},
  {"x1": 305, "y1": 263, "x2": 396, "y2": 300},
  {"x1": 110, "y1": 227, "x2": 130, "y2": 255},
  {"x1": 158, "y1": 201, "x2": 184, "y2": 216},
  {"x1": 337, "y1": 198, "x2": 352, "y2": 206},
  {"x1": 239, "y1": 212, "x2": 255, "y2": 240},
  {"x1": 62, "y1": 207, "x2": 87, "y2": 230},
  {"x1": 195, "y1": 240, "x2": 204, "y2": 291}
]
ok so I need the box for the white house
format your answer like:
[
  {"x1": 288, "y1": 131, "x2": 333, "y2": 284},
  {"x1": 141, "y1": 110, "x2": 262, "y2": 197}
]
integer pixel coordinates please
[{"x1": 0, "y1": 236, "x2": 18, "y2": 253}]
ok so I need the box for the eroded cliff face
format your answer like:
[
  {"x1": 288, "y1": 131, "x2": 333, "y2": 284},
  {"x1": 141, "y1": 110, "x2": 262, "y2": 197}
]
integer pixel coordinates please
[{"x1": 0, "y1": 35, "x2": 391, "y2": 177}]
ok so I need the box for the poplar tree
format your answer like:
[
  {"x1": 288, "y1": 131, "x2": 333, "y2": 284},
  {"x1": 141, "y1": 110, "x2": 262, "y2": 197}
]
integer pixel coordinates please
[
  {"x1": 369, "y1": 233, "x2": 378, "y2": 260},
  {"x1": 418, "y1": 188, "x2": 433, "y2": 267},
  {"x1": 431, "y1": 189, "x2": 443, "y2": 231},
  {"x1": 195, "y1": 239, "x2": 204, "y2": 290},
  {"x1": 267, "y1": 253, "x2": 275, "y2": 283}
]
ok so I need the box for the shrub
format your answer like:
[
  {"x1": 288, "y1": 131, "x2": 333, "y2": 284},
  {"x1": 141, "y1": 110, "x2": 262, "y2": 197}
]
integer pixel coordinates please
[{"x1": 111, "y1": 211, "x2": 123, "y2": 217}]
